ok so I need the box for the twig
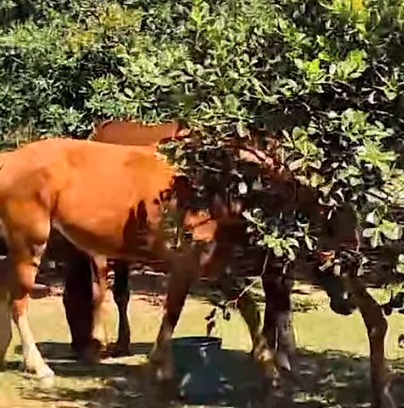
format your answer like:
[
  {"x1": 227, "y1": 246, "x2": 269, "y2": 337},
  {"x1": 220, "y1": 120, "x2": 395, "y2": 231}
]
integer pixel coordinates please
[{"x1": 225, "y1": 250, "x2": 271, "y2": 308}]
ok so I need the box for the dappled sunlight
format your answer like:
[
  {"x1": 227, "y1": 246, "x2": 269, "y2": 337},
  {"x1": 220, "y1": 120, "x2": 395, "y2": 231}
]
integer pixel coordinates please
[{"x1": 2, "y1": 291, "x2": 404, "y2": 407}]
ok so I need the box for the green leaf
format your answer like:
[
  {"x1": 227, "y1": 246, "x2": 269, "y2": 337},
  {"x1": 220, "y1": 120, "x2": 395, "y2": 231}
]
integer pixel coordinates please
[
  {"x1": 379, "y1": 220, "x2": 402, "y2": 241},
  {"x1": 363, "y1": 227, "x2": 376, "y2": 238},
  {"x1": 365, "y1": 210, "x2": 378, "y2": 226},
  {"x1": 370, "y1": 229, "x2": 382, "y2": 248},
  {"x1": 286, "y1": 237, "x2": 300, "y2": 248},
  {"x1": 396, "y1": 262, "x2": 404, "y2": 274},
  {"x1": 273, "y1": 244, "x2": 284, "y2": 258}
]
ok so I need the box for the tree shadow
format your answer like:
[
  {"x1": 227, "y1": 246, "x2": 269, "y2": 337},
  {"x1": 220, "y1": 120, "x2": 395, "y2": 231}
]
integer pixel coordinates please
[
  {"x1": 14, "y1": 341, "x2": 155, "y2": 362},
  {"x1": 10, "y1": 341, "x2": 404, "y2": 407},
  {"x1": 14, "y1": 341, "x2": 265, "y2": 408}
]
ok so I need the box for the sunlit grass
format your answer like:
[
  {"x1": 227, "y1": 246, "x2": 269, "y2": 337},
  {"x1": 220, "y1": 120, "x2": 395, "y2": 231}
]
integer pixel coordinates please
[{"x1": 1, "y1": 284, "x2": 404, "y2": 407}]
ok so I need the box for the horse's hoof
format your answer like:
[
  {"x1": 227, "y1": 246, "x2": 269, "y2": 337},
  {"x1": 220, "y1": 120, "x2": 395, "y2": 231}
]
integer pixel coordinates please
[
  {"x1": 38, "y1": 368, "x2": 55, "y2": 389},
  {"x1": 106, "y1": 342, "x2": 131, "y2": 357},
  {"x1": 148, "y1": 369, "x2": 177, "y2": 400},
  {"x1": 89, "y1": 338, "x2": 104, "y2": 351},
  {"x1": 77, "y1": 346, "x2": 101, "y2": 365},
  {"x1": 154, "y1": 365, "x2": 175, "y2": 383},
  {"x1": 148, "y1": 358, "x2": 175, "y2": 384},
  {"x1": 39, "y1": 374, "x2": 55, "y2": 389}
]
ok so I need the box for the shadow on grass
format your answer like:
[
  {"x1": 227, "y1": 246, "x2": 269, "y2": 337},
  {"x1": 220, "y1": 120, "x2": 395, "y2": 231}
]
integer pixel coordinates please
[
  {"x1": 9, "y1": 341, "x2": 404, "y2": 408},
  {"x1": 14, "y1": 341, "x2": 154, "y2": 361},
  {"x1": 34, "y1": 262, "x2": 388, "y2": 314}
]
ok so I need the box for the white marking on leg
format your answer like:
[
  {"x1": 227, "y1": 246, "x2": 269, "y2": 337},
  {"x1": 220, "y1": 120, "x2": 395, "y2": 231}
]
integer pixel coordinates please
[
  {"x1": 0, "y1": 295, "x2": 11, "y2": 366},
  {"x1": 15, "y1": 312, "x2": 54, "y2": 381},
  {"x1": 92, "y1": 296, "x2": 111, "y2": 347},
  {"x1": 275, "y1": 311, "x2": 295, "y2": 372},
  {"x1": 91, "y1": 256, "x2": 112, "y2": 348}
]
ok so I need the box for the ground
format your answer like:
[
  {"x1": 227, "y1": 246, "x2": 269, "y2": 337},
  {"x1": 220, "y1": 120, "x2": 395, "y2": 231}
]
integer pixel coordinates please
[{"x1": 1, "y1": 274, "x2": 404, "y2": 408}]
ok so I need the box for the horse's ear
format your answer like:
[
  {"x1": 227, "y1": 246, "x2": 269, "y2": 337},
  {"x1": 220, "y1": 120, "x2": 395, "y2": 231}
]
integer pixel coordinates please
[
  {"x1": 90, "y1": 119, "x2": 111, "y2": 139},
  {"x1": 176, "y1": 128, "x2": 191, "y2": 138},
  {"x1": 209, "y1": 194, "x2": 229, "y2": 219},
  {"x1": 89, "y1": 121, "x2": 100, "y2": 139}
]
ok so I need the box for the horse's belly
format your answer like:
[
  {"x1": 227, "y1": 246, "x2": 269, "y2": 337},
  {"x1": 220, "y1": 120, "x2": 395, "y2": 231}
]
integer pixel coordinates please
[
  {"x1": 52, "y1": 216, "x2": 158, "y2": 261},
  {"x1": 53, "y1": 190, "x2": 163, "y2": 260}
]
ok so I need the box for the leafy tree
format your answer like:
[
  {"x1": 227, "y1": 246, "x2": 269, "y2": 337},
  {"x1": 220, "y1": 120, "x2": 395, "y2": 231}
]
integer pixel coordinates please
[{"x1": 1, "y1": 0, "x2": 404, "y2": 272}]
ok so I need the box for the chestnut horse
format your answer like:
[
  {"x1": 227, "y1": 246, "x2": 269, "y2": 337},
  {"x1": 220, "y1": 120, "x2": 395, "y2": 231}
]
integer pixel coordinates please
[
  {"x1": 60, "y1": 120, "x2": 192, "y2": 359},
  {"x1": 67, "y1": 120, "x2": 394, "y2": 407},
  {"x1": 0, "y1": 136, "x2": 282, "y2": 391},
  {"x1": 0, "y1": 121, "x2": 395, "y2": 407}
]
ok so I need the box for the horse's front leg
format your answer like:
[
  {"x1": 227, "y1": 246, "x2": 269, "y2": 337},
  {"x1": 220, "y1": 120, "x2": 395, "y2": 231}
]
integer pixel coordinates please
[
  {"x1": 261, "y1": 267, "x2": 298, "y2": 380},
  {"x1": 261, "y1": 264, "x2": 294, "y2": 367},
  {"x1": 149, "y1": 249, "x2": 196, "y2": 382},
  {"x1": 216, "y1": 272, "x2": 280, "y2": 389},
  {"x1": 345, "y1": 276, "x2": 396, "y2": 408}
]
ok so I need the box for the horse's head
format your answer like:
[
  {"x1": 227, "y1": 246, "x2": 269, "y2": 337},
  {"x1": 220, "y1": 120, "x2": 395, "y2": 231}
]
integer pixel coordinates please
[
  {"x1": 226, "y1": 135, "x2": 321, "y2": 218},
  {"x1": 310, "y1": 249, "x2": 359, "y2": 315},
  {"x1": 226, "y1": 135, "x2": 360, "y2": 315}
]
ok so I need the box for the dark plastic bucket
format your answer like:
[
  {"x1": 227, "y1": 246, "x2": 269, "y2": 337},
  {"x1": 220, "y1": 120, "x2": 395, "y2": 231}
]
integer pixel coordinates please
[{"x1": 171, "y1": 336, "x2": 225, "y2": 404}]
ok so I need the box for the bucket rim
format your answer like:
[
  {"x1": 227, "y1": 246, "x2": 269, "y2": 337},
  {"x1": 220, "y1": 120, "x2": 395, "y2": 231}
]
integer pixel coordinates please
[{"x1": 171, "y1": 336, "x2": 222, "y2": 347}]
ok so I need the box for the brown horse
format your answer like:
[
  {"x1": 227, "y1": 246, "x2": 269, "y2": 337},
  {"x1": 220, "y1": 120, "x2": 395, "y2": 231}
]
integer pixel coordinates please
[
  {"x1": 0, "y1": 122, "x2": 394, "y2": 407},
  {"x1": 60, "y1": 120, "x2": 192, "y2": 360},
  {"x1": 228, "y1": 145, "x2": 395, "y2": 408},
  {"x1": 0, "y1": 135, "x2": 282, "y2": 392},
  {"x1": 67, "y1": 120, "x2": 394, "y2": 407}
]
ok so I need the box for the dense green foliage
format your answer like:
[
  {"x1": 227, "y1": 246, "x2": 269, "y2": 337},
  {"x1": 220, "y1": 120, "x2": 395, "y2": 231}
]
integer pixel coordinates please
[{"x1": 1, "y1": 0, "x2": 404, "y2": 269}]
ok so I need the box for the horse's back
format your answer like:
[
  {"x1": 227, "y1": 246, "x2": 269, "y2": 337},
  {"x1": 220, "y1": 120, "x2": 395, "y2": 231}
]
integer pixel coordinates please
[
  {"x1": 92, "y1": 120, "x2": 181, "y2": 147},
  {"x1": 0, "y1": 138, "x2": 176, "y2": 258}
]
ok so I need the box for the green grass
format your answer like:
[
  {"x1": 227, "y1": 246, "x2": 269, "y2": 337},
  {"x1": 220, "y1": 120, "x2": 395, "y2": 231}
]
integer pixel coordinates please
[{"x1": 1, "y1": 285, "x2": 404, "y2": 407}]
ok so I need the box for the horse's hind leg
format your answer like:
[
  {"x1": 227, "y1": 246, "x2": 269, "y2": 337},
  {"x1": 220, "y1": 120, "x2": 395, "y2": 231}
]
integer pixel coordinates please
[
  {"x1": 7, "y1": 220, "x2": 54, "y2": 383},
  {"x1": 110, "y1": 259, "x2": 130, "y2": 356},
  {"x1": 63, "y1": 249, "x2": 96, "y2": 361}
]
